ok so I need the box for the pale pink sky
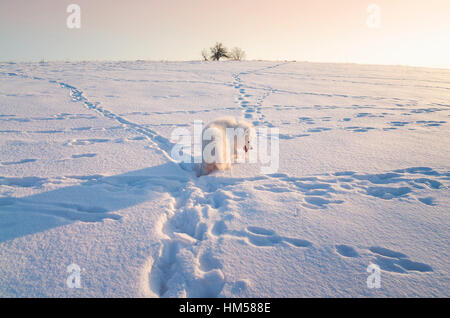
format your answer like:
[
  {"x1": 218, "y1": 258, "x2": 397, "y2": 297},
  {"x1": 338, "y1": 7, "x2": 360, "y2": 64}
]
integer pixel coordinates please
[{"x1": 1, "y1": 0, "x2": 449, "y2": 68}]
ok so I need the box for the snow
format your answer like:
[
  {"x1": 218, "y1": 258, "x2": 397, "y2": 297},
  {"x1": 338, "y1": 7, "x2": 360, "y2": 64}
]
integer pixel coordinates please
[{"x1": 0, "y1": 60, "x2": 449, "y2": 297}]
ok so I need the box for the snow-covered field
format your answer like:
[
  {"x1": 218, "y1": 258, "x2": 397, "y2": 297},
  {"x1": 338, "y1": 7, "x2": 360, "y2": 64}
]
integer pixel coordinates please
[{"x1": 0, "y1": 61, "x2": 448, "y2": 297}]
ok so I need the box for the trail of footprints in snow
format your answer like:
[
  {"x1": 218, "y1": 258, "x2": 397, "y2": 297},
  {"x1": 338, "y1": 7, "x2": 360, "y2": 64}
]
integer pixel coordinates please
[
  {"x1": 56, "y1": 81, "x2": 175, "y2": 159},
  {"x1": 335, "y1": 245, "x2": 433, "y2": 274},
  {"x1": 2, "y1": 71, "x2": 175, "y2": 162},
  {"x1": 150, "y1": 181, "x2": 227, "y2": 297},
  {"x1": 0, "y1": 194, "x2": 119, "y2": 222},
  {"x1": 1, "y1": 165, "x2": 445, "y2": 233},
  {"x1": 147, "y1": 166, "x2": 448, "y2": 296},
  {"x1": 262, "y1": 166, "x2": 449, "y2": 209},
  {"x1": 149, "y1": 63, "x2": 311, "y2": 297},
  {"x1": 2, "y1": 68, "x2": 445, "y2": 296},
  {"x1": 232, "y1": 63, "x2": 290, "y2": 127},
  {"x1": 148, "y1": 176, "x2": 314, "y2": 298}
]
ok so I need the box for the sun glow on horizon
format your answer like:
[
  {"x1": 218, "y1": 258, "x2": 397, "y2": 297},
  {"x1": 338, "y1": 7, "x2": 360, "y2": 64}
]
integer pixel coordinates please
[{"x1": 0, "y1": 0, "x2": 449, "y2": 69}]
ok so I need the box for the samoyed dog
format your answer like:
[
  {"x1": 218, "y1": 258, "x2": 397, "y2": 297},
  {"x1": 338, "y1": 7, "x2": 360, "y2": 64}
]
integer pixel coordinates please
[{"x1": 200, "y1": 117, "x2": 254, "y2": 176}]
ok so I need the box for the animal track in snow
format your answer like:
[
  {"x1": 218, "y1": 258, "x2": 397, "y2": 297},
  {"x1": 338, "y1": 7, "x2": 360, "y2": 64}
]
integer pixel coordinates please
[
  {"x1": 307, "y1": 127, "x2": 332, "y2": 133},
  {"x1": 299, "y1": 117, "x2": 315, "y2": 125},
  {"x1": 146, "y1": 164, "x2": 313, "y2": 297},
  {"x1": 334, "y1": 244, "x2": 433, "y2": 274},
  {"x1": 261, "y1": 173, "x2": 343, "y2": 210},
  {"x1": 368, "y1": 246, "x2": 433, "y2": 273},
  {"x1": 336, "y1": 245, "x2": 360, "y2": 258},
  {"x1": 66, "y1": 138, "x2": 110, "y2": 146},
  {"x1": 279, "y1": 133, "x2": 310, "y2": 140},
  {"x1": 0, "y1": 196, "x2": 120, "y2": 223},
  {"x1": 256, "y1": 167, "x2": 448, "y2": 211},
  {"x1": 416, "y1": 120, "x2": 447, "y2": 127},
  {"x1": 0, "y1": 176, "x2": 48, "y2": 188},
  {"x1": 232, "y1": 63, "x2": 289, "y2": 126},
  {"x1": 417, "y1": 197, "x2": 436, "y2": 206},
  {"x1": 148, "y1": 181, "x2": 227, "y2": 297},
  {"x1": 1, "y1": 158, "x2": 37, "y2": 166},
  {"x1": 71, "y1": 153, "x2": 97, "y2": 159},
  {"x1": 50, "y1": 80, "x2": 175, "y2": 162},
  {"x1": 235, "y1": 226, "x2": 312, "y2": 248},
  {"x1": 344, "y1": 126, "x2": 376, "y2": 133}
]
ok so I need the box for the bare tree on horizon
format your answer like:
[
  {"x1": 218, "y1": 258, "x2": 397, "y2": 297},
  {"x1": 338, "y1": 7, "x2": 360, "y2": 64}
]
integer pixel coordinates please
[
  {"x1": 229, "y1": 47, "x2": 246, "y2": 61},
  {"x1": 210, "y1": 42, "x2": 229, "y2": 61},
  {"x1": 201, "y1": 49, "x2": 209, "y2": 61}
]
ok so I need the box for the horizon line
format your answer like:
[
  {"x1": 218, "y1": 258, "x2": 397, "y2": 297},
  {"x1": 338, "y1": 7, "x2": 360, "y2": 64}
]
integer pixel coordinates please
[{"x1": 1, "y1": 59, "x2": 449, "y2": 71}]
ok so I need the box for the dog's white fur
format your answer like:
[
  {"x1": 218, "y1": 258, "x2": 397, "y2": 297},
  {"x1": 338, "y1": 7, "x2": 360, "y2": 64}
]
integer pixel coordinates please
[{"x1": 200, "y1": 117, "x2": 254, "y2": 176}]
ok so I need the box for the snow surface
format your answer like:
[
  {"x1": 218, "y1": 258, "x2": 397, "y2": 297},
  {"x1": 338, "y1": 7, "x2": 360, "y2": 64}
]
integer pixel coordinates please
[{"x1": 0, "y1": 60, "x2": 449, "y2": 297}]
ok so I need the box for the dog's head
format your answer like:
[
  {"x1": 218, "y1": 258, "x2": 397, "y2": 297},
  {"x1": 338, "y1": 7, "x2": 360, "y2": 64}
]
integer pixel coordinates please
[{"x1": 244, "y1": 127, "x2": 255, "y2": 153}]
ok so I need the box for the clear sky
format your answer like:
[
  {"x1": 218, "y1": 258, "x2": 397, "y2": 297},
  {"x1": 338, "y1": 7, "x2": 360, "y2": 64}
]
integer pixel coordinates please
[{"x1": 1, "y1": 0, "x2": 449, "y2": 68}]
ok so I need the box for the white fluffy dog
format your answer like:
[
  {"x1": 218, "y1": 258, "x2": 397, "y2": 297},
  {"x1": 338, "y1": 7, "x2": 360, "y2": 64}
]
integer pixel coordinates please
[{"x1": 200, "y1": 117, "x2": 254, "y2": 176}]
